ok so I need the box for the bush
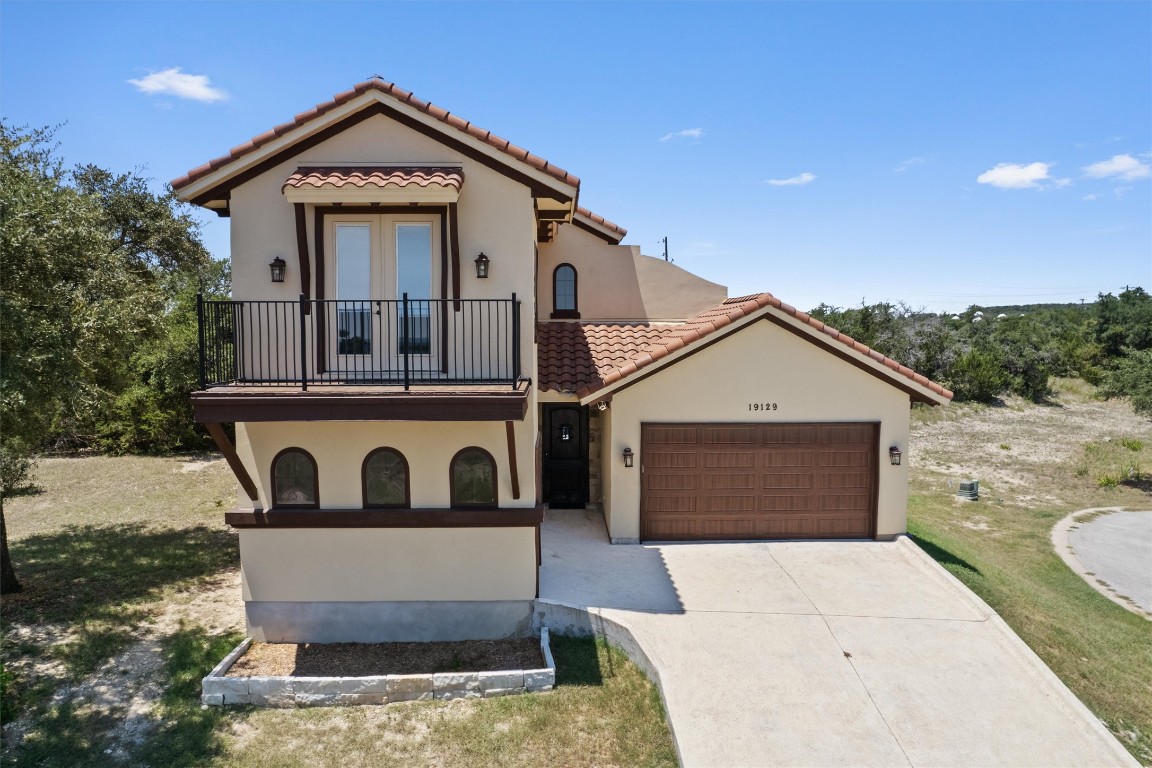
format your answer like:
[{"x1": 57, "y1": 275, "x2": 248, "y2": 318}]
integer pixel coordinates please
[
  {"x1": 947, "y1": 347, "x2": 1006, "y2": 402},
  {"x1": 1099, "y1": 349, "x2": 1152, "y2": 417}
]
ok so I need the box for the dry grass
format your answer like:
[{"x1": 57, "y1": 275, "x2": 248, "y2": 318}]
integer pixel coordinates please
[{"x1": 908, "y1": 382, "x2": 1152, "y2": 764}]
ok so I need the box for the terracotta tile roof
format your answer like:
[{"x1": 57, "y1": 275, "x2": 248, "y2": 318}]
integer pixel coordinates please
[
  {"x1": 537, "y1": 293, "x2": 953, "y2": 402},
  {"x1": 172, "y1": 78, "x2": 580, "y2": 191},
  {"x1": 283, "y1": 166, "x2": 464, "y2": 193},
  {"x1": 574, "y1": 206, "x2": 627, "y2": 238}
]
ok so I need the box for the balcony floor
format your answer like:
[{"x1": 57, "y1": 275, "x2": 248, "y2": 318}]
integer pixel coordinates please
[{"x1": 192, "y1": 379, "x2": 531, "y2": 422}]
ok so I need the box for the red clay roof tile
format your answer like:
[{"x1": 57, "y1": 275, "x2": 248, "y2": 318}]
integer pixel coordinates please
[
  {"x1": 536, "y1": 292, "x2": 953, "y2": 402},
  {"x1": 282, "y1": 166, "x2": 464, "y2": 193},
  {"x1": 172, "y1": 78, "x2": 580, "y2": 191}
]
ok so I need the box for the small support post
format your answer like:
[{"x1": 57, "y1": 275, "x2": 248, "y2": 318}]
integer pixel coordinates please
[
  {"x1": 511, "y1": 293, "x2": 521, "y2": 385},
  {"x1": 196, "y1": 292, "x2": 206, "y2": 390},
  {"x1": 505, "y1": 420, "x2": 521, "y2": 500},
  {"x1": 402, "y1": 292, "x2": 411, "y2": 391},
  {"x1": 299, "y1": 293, "x2": 308, "y2": 391}
]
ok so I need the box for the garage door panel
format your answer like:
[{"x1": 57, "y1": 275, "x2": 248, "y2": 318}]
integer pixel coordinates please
[
  {"x1": 821, "y1": 471, "x2": 870, "y2": 489},
  {"x1": 820, "y1": 450, "x2": 871, "y2": 468},
  {"x1": 648, "y1": 474, "x2": 699, "y2": 491},
  {"x1": 642, "y1": 422, "x2": 877, "y2": 542},
  {"x1": 821, "y1": 492, "x2": 872, "y2": 511},
  {"x1": 759, "y1": 495, "x2": 814, "y2": 512},
  {"x1": 648, "y1": 451, "x2": 698, "y2": 469},
  {"x1": 704, "y1": 473, "x2": 757, "y2": 490},
  {"x1": 644, "y1": 426, "x2": 699, "y2": 444},
  {"x1": 703, "y1": 495, "x2": 757, "y2": 512},
  {"x1": 646, "y1": 496, "x2": 697, "y2": 513},
  {"x1": 704, "y1": 452, "x2": 757, "y2": 469},
  {"x1": 762, "y1": 451, "x2": 816, "y2": 468},
  {"x1": 703, "y1": 426, "x2": 758, "y2": 444},
  {"x1": 762, "y1": 473, "x2": 814, "y2": 489},
  {"x1": 760, "y1": 426, "x2": 820, "y2": 444}
]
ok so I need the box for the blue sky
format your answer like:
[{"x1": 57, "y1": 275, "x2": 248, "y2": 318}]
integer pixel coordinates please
[{"x1": 3, "y1": 1, "x2": 1149, "y2": 313}]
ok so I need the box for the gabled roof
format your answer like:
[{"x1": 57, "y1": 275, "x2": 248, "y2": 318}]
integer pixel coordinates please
[
  {"x1": 572, "y1": 206, "x2": 628, "y2": 244},
  {"x1": 537, "y1": 293, "x2": 953, "y2": 405},
  {"x1": 172, "y1": 78, "x2": 577, "y2": 193}
]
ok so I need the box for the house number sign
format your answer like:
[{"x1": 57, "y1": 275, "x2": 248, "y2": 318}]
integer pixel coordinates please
[{"x1": 748, "y1": 402, "x2": 779, "y2": 411}]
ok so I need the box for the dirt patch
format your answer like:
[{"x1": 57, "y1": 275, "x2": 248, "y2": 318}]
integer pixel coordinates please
[
  {"x1": 226, "y1": 638, "x2": 544, "y2": 678},
  {"x1": 911, "y1": 387, "x2": 1148, "y2": 502},
  {"x1": 1, "y1": 570, "x2": 244, "y2": 759}
]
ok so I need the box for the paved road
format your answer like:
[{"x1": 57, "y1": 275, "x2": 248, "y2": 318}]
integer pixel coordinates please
[
  {"x1": 538, "y1": 509, "x2": 1138, "y2": 768},
  {"x1": 1068, "y1": 510, "x2": 1152, "y2": 614}
]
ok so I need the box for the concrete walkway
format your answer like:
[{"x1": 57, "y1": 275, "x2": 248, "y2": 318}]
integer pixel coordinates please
[
  {"x1": 1053, "y1": 507, "x2": 1152, "y2": 618},
  {"x1": 537, "y1": 508, "x2": 1137, "y2": 768}
]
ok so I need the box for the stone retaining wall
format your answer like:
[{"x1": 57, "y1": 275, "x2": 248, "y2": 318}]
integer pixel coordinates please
[{"x1": 202, "y1": 628, "x2": 556, "y2": 707}]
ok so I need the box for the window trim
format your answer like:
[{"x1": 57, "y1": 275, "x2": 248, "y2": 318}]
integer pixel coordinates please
[
  {"x1": 271, "y1": 447, "x2": 319, "y2": 509},
  {"x1": 550, "y1": 263, "x2": 580, "y2": 319},
  {"x1": 450, "y1": 446, "x2": 498, "y2": 509},
  {"x1": 361, "y1": 447, "x2": 411, "y2": 508}
]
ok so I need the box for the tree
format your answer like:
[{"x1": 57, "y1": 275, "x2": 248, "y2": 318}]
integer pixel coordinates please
[
  {"x1": 0, "y1": 123, "x2": 219, "y2": 591},
  {"x1": 1099, "y1": 349, "x2": 1152, "y2": 417}
]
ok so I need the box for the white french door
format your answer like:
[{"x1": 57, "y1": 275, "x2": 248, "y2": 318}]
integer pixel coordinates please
[{"x1": 328, "y1": 213, "x2": 441, "y2": 378}]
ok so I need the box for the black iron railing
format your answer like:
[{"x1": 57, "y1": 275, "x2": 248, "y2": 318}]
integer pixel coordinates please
[{"x1": 197, "y1": 294, "x2": 521, "y2": 390}]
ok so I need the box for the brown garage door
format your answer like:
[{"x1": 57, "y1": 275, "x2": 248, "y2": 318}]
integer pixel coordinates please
[{"x1": 641, "y1": 422, "x2": 878, "y2": 541}]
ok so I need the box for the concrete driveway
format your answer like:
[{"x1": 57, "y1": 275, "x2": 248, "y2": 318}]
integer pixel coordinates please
[{"x1": 537, "y1": 509, "x2": 1137, "y2": 768}]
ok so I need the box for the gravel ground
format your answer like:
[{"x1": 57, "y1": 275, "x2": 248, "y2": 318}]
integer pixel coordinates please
[{"x1": 226, "y1": 638, "x2": 544, "y2": 677}]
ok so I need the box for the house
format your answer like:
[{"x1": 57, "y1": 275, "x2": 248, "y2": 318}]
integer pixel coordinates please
[{"x1": 173, "y1": 79, "x2": 952, "y2": 643}]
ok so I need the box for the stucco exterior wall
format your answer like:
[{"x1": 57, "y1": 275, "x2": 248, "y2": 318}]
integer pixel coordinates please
[
  {"x1": 227, "y1": 113, "x2": 538, "y2": 384},
  {"x1": 536, "y1": 224, "x2": 726, "y2": 322},
  {"x1": 240, "y1": 527, "x2": 536, "y2": 602},
  {"x1": 239, "y1": 419, "x2": 537, "y2": 509},
  {"x1": 603, "y1": 318, "x2": 912, "y2": 542}
]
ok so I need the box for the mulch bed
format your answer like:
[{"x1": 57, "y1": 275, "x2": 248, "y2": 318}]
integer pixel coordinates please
[{"x1": 225, "y1": 638, "x2": 544, "y2": 678}]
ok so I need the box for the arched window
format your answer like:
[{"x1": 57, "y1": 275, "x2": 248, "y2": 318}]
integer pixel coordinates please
[
  {"x1": 450, "y1": 447, "x2": 497, "y2": 508},
  {"x1": 551, "y1": 263, "x2": 580, "y2": 319},
  {"x1": 271, "y1": 448, "x2": 318, "y2": 508},
  {"x1": 362, "y1": 448, "x2": 410, "y2": 508}
]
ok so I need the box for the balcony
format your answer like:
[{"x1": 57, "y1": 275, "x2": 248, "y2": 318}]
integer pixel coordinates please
[{"x1": 192, "y1": 295, "x2": 530, "y2": 423}]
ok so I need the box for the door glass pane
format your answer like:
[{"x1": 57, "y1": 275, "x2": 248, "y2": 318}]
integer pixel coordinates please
[
  {"x1": 396, "y1": 224, "x2": 432, "y2": 354},
  {"x1": 336, "y1": 224, "x2": 371, "y2": 354}
]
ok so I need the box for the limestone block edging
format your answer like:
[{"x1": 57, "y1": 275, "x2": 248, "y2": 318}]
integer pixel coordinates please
[{"x1": 202, "y1": 628, "x2": 555, "y2": 707}]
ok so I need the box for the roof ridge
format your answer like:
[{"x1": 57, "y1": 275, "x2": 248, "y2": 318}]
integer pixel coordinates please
[{"x1": 172, "y1": 78, "x2": 580, "y2": 191}]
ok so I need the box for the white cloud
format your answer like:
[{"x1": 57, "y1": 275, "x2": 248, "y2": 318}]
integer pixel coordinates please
[
  {"x1": 659, "y1": 127, "x2": 704, "y2": 143},
  {"x1": 976, "y1": 162, "x2": 1051, "y2": 189},
  {"x1": 1082, "y1": 193, "x2": 1100, "y2": 201},
  {"x1": 128, "y1": 68, "x2": 227, "y2": 102},
  {"x1": 894, "y1": 156, "x2": 927, "y2": 172},
  {"x1": 766, "y1": 172, "x2": 816, "y2": 186},
  {"x1": 1082, "y1": 154, "x2": 1150, "y2": 182}
]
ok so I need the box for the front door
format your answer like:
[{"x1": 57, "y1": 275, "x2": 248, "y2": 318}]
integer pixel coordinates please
[{"x1": 542, "y1": 404, "x2": 588, "y2": 508}]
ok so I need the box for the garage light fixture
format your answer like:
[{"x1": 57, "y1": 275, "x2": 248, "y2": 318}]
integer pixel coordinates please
[
  {"x1": 622, "y1": 447, "x2": 634, "y2": 468},
  {"x1": 474, "y1": 252, "x2": 490, "y2": 279},
  {"x1": 889, "y1": 446, "x2": 902, "y2": 466},
  {"x1": 269, "y1": 256, "x2": 287, "y2": 283}
]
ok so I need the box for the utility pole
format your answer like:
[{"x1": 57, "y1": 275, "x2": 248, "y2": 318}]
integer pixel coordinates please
[{"x1": 661, "y1": 236, "x2": 668, "y2": 262}]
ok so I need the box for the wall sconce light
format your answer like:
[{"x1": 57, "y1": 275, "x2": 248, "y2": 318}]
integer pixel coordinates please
[
  {"x1": 623, "y1": 447, "x2": 634, "y2": 468},
  {"x1": 596, "y1": 401, "x2": 608, "y2": 412},
  {"x1": 474, "y1": 252, "x2": 490, "y2": 279},
  {"x1": 269, "y1": 257, "x2": 287, "y2": 283},
  {"x1": 889, "y1": 446, "x2": 902, "y2": 466}
]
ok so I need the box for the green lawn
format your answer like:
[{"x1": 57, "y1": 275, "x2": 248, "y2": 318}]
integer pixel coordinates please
[{"x1": 907, "y1": 386, "x2": 1152, "y2": 764}]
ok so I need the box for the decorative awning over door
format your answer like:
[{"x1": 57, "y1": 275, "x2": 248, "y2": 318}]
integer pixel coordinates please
[{"x1": 282, "y1": 166, "x2": 464, "y2": 204}]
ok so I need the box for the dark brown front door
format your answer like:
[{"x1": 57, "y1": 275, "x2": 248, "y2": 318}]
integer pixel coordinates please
[
  {"x1": 542, "y1": 404, "x2": 588, "y2": 508},
  {"x1": 641, "y1": 422, "x2": 878, "y2": 541}
]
